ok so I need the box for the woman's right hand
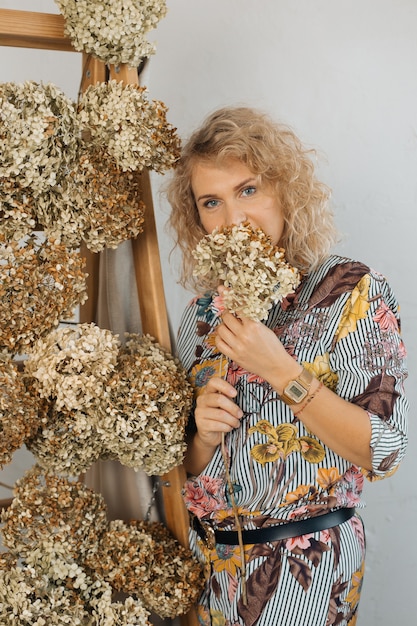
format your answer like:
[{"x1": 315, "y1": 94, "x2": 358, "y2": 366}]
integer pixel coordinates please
[
  {"x1": 194, "y1": 376, "x2": 243, "y2": 449},
  {"x1": 184, "y1": 376, "x2": 243, "y2": 475}
]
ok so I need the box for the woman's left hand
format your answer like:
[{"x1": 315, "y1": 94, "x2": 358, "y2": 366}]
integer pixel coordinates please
[{"x1": 215, "y1": 310, "x2": 298, "y2": 390}]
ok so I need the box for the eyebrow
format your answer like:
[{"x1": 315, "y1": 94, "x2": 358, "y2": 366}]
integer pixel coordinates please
[{"x1": 196, "y1": 177, "x2": 257, "y2": 202}]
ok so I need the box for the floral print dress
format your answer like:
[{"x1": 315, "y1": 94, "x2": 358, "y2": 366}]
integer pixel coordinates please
[{"x1": 178, "y1": 255, "x2": 408, "y2": 626}]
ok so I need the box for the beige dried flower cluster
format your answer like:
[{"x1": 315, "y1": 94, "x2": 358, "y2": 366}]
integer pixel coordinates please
[
  {"x1": 23, "y1": 327, "x2": 192, "y2": 477},
  {"x1": 87, "y1": 519, "x2": 205, "y2": 618},
  {"x1": 78, "y1": 80, "x2": 181, "y2": 173},
  {"x1": 0, "y1": 81, "x2": 79, "y2": 197},
  {"x1": 0, "y1": 542, "x2": 151, "y2": 625},
  {"x1": 96, "y1": 333, "x2": 192, "y2": 475},
  {"x1": 25, "y1": 323, "x2": 119, "y2": 412},
  {"x1": 0, "y1": 557, "x2": 124, "y2": 626},
  {"x1": 1, "y1": 466, "x2": 108, "y2": 562},
  {"x1": 0, "y1": 355, "x2": 40, "y2": 468},
  {"x1": 0, "y1": 235, "x2": 88, "y2": 355},
  {"x1": 1, "y1": 80, "x2": 178, "y2": 252},
  {"x1": 55, "y1": 0, "x2": 167, "y2": 68},
  {"x1": 0, "y1": 466, "x2": 204, "y2": 621},
  {"x1": 193, "y1": 221, "x2": 301, "y2": 321},
  {"x1": 37, "y1": 148, "x2": 146, "y2": 252},
  {"x1": 0, "y1": 81, "x2": 79, "y2": 241},
  {"x1": 23, "y1": 323, "x2": 119, "y2": 475}
]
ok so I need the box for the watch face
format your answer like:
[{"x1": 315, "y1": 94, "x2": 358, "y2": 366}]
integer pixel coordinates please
[{"x1": 286, "y1": 381, "x2": 308, "y2": 403}]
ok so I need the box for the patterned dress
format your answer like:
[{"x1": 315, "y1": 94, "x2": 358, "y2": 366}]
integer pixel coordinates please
[{"x1": 178, "y1": 255, "x2": 408, "y2": 626}]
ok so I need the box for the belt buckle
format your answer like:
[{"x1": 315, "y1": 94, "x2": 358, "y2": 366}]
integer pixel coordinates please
[{"x1": 200, "y1": 520, "x2": 216, "y2": 550}]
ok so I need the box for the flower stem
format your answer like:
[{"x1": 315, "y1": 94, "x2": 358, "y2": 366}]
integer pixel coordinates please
[
  {"x1": 221, "y1": 432, "x2": 248, "y2": 605},
  {"x1": 219, "y1": 353, "x2": 248, "y2": 606}
]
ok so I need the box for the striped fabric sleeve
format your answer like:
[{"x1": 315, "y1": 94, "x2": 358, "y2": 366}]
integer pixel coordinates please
[{"x1": 332, "y1": 270, "x2": 409, "y2": 480}]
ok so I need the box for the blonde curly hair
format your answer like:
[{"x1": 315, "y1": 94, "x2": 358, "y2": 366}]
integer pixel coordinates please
[{"x1": 167, "y1": 106, "x2": 339, "y2": 290}]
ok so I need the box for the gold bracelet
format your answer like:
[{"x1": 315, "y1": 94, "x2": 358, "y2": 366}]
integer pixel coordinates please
[{"x1": 293, "y1": 381, "x2": 324, "y2": 417}]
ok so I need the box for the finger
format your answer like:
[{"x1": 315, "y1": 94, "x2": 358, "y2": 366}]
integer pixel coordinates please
[
  {"x1": 197, "y1": 407, "x2": 242, "y2": 432},
  {"x1": 198, "y1": 390, "x2": 243, "y2": 418},
  {"x1": 204, "y1": 376, "x2": 238, "y2": 398}
]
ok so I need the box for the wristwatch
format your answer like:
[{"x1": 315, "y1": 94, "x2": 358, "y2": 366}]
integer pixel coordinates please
[{"x1": 280, "y1": 368, "x2": 313, "y2": 405}]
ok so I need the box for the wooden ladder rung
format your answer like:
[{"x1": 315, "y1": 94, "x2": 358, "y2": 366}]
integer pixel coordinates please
[
  {"x1": 0, "y1": 9, "x2": 74, "y2": 51},
  {"x1": 0, "y1": 497, "x2": 12, "y2": 511}
]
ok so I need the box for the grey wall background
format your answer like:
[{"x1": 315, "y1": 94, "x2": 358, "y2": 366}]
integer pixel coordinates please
[{"x1": 1, "y1": 1, "x2": 415, "y2": 624}]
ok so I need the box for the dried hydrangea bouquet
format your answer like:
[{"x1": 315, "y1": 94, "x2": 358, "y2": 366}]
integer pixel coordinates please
[{"x1": 193, "y1": 221, "x2": 301, "y2": 321}]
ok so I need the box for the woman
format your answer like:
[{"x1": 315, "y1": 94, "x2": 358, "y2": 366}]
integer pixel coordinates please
[{"x1": 167, "y1": 107, "x2": 408, "y2": 626}]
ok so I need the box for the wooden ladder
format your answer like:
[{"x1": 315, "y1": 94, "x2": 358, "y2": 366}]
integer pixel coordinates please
[{"x1": 0, "y1": 10, "x2": 197, "y2": 626}]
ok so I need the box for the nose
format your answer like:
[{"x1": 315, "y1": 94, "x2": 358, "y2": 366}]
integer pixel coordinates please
[{"x1": 224, "y1": 202, "x2": 247, "y2": 227}]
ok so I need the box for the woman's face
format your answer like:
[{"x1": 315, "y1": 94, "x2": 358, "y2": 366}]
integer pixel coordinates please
[{"x1": 191, "y1": 159, "x2": 285, "y2": 245}]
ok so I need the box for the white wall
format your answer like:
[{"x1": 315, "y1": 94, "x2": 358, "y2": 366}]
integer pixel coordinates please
[{"x1": 1, "y1": 1, "x2": 416, "y2": 624}]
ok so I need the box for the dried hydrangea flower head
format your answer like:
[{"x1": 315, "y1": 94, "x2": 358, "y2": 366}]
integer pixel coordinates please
[
  {"x1": 0, "y1": 541, "x2": 151, "y2": 625},
  {"x1": 85, "y1": 519, "x2": 154, "y2": 592},
  {"x1": 0, "y1": 467, "x2": 201, "y2": 623},
  {"x1": 87, "y1": 519, "x2": 205, "y2": 619},
  {"x1": 130, "y1": 520, "x2": 205, "y2": 618},
  {"x1": 24, "y1": 322, "x2": 119, "y2": 412},
  {"x1": 0, "y1": 355, "x2": 41, "y2": 468},
  {"x1": 78, "y1": 80, "x2": 180, "y2": 173},
  {"x1": 55, "y1": 0, "x2": 167, "y2": 68},
  {"x1": 95, "y1": 333, "x2": 192, "y2": 475},
  {"x1": 0, "y1": 554, "x2": 94, "y2": 625},
  {"x1": 69, "y1": 148, "x2": 146, "y2": 252},
  {"x1": 0, "y1": 234, "x2": 88, "y2": 355},
  {"x1": 26, "y1": 402, "x2": 108, "y2": 477},
  {"x1": 1, "y1": 466, "x2": 108, "y2": 563},
  {"x1": 0, "y1": 81, "x2": 79, "y2": 238},
  {"x1": 192, "y1": 221, "x2": 301, "y2": 321},
  {"x1": 24, "y1": 331, "x2": 193, "y2": 477},
  {"x1": 37, "y1": 147, "x2": 146, "y2": 252}
]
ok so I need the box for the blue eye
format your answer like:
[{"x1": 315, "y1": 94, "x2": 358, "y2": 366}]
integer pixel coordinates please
[
  {"x1": 204, "y1": 199, "x2": 220, "y2": 208},
  {"x1": 241, "y1": 186, "x2": 256, "y2": 197}
]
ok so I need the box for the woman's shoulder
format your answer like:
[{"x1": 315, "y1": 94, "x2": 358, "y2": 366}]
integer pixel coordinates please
[
  {"x1": 307, "y1": 253, "x2": 395, "y2": 287},
  {"x1": 300, "y1": 254, "x2": 399, "y2": 307},
  {"x1": 311, "y1": 253, "x2": 370, "y2": 277}
]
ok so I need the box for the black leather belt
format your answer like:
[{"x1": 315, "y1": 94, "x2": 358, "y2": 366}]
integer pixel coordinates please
[{"x1": 193, "y1": 507, "x2": 355, "y2": 547}]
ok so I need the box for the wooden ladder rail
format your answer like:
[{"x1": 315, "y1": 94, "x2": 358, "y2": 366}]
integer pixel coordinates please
[{"x1": 0, "y1": 10, "x2": 197, "y2": 626}]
